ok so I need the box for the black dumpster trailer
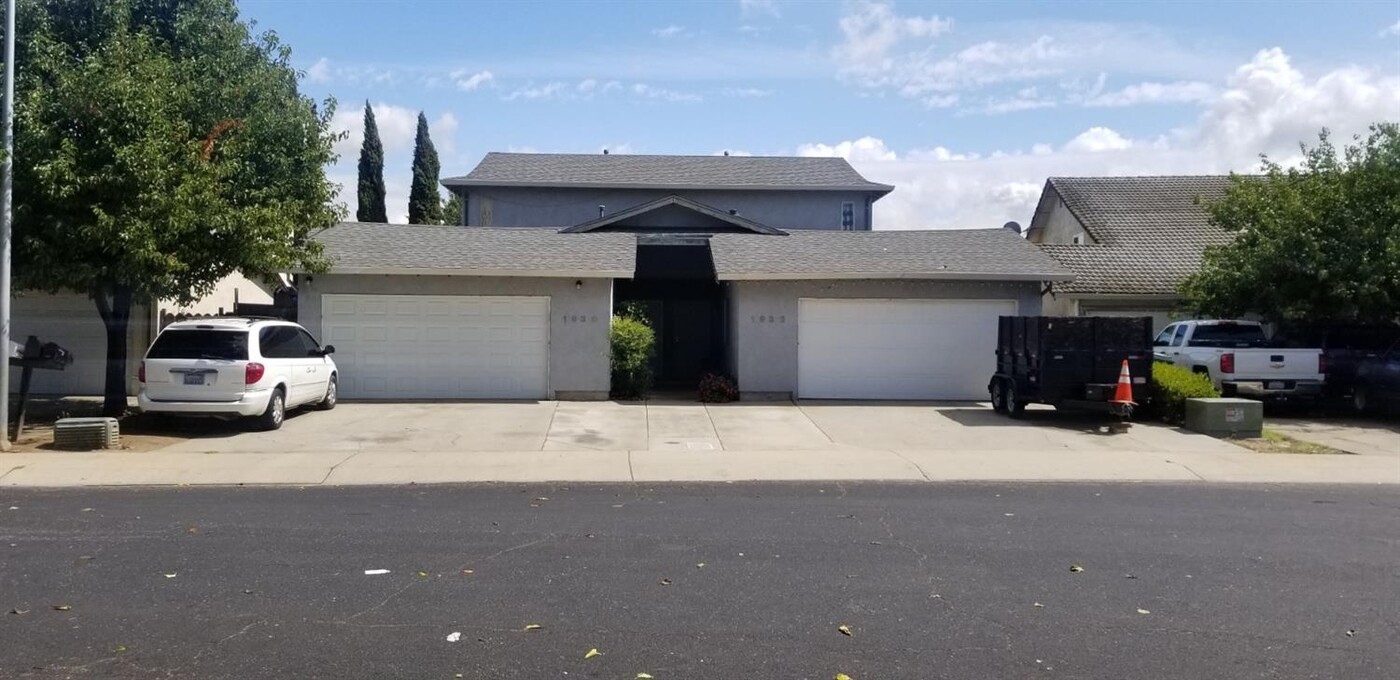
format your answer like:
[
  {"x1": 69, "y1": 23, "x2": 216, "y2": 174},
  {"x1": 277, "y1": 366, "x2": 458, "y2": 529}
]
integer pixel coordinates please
[{"x1": 988, "y1": 316, "x2": 1154, "y2": 418}]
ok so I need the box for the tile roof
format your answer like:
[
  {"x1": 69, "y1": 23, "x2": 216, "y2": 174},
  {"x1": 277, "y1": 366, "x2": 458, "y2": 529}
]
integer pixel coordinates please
[
  {"x1": 1035, "y1": 176, "x2": 1238, "y2": 295},
  {"x1": 314, "y1": 222, "x2": 636, "y2": 277},
  {"x1": 444, "y1": 152, "x2": 894, "y2": 193},
  {"x1": 710, "y1": 229, "x2": 1074, "y2": 281}
]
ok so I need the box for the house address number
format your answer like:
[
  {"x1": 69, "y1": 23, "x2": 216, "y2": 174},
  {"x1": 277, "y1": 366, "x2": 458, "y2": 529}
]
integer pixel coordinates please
[
  {"x1": 562, "y1": 315, "x2": 600, "y2": 323},
  {"x1": 750, "y1": 315, "x2": 786, "y2": 323}
]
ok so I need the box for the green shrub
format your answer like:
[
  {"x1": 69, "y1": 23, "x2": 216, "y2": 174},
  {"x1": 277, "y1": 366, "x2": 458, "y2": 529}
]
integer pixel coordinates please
[
  {"x1": 698, "y1": 372, "x2": 738, "y2": 403},
  {"x1": 609, "y1": 313, "x2": 655, "y2": 399},
  {"x1": 1149, "y1": 362, "x2": 1221, "y2": 424}
]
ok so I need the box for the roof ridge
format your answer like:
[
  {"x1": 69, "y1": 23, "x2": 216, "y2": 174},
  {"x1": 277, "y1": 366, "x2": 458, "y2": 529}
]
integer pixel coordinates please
[{"x1": 483, "y1": 151, "x2": 855, "y2": 161}]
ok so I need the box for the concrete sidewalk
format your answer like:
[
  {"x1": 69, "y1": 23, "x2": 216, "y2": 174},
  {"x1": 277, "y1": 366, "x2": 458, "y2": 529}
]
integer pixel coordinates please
[{"x1": 3, "y1": 443, "x2": 1397, "y2": 486}]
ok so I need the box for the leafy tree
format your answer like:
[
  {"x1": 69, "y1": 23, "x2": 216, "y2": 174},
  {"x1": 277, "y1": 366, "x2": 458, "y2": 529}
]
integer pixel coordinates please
[
  {"x1": 407, "y1": 112, "x2": 442, "y2": 225},
  {"x1": 441, "y1": 192, "x2": 464, "y2": 226},
  {"x1": 1182, "y1": 124, "x2": 1400, "y2": 324},
  {"x1": 355, "y1": 100, "x2": 387, "y2": 222},
  {"x1": 9, "y1": 0, "x2": 342, "y2": 416}
]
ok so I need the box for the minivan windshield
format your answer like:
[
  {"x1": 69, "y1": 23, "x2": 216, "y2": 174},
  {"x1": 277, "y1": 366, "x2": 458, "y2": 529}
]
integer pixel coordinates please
[
  {"x1": 1188, "y1": 324, "x2": 1268, "y2": 348},
  {"x1": 147, "y1": 329, "x2": 249, "y2": 361}
]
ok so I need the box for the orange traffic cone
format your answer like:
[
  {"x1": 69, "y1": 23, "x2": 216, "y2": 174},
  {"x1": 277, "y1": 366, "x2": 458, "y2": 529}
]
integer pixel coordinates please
[{"x1": 1111, "y1": 359, "x2": 1136, "y2": 405}]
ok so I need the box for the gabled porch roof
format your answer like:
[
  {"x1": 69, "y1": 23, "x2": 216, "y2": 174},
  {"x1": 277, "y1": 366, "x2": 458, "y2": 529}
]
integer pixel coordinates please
[{"x1": 558, "y1": 194, "x2": 787, "y2": 235}]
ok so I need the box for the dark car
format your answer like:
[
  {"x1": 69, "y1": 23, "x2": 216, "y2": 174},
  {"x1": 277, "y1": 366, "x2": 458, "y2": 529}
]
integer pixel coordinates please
[
  {"x1": 1352, "y1": 340, "x2": 1400, "y2": 414},
  {"x1": 1275, "y1": 322, "x2": 1400, "y2": 406}
]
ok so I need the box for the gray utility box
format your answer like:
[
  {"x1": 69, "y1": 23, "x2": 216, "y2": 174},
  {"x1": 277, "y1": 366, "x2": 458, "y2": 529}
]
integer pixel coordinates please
[
  {"x1": 1184, "y1": 398, "x2": 1263, "y2": 438},
  {"x1": 53, "y1": 417, "x2": 121, "y2": 451}
]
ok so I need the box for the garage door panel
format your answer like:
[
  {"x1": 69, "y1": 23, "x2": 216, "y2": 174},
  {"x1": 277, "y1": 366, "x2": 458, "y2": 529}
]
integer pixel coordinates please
[
  {"x1": 323, "y1": 294, "x2": 549, "y2": 400},
  {"x1": 798, "y1": 298, "x2": 1014, "y2": 400}
]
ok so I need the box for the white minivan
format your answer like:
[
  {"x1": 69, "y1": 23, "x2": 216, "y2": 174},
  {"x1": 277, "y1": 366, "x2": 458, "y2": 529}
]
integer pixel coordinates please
[{"x1": 137, "y1": 318, "x2": 338, "y2": 430}]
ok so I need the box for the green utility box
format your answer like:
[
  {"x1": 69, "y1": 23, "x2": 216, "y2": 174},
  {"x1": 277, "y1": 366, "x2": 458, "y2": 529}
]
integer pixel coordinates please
[{"x1": 1184, "y1": 398, "x2": 1263, "y2": 438}]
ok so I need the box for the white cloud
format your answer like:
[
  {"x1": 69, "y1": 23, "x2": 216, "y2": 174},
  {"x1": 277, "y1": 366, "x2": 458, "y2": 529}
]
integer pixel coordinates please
[
  {"x1": 1063, "y1": 126, "x2": 1134, "y2": 152},
  {"x1": 632, "y1": 83, "x2": 703, "y2": 103},
  {"x1": 1086, "y1": 80, "x2": 1216, "y2": 107},
  {"x1": 652, "y1": 25, "x2": 686, "y2": 38},
  {"x1": 602, "y1": 80, "x2": 623, "y2": 93},
  {"x1": 306, "y1": 57, "x2": 331, "y2": 84},
  {"x1": 1382, "y1": 19, "x2": 1400, "y2": 37},
  {"x1": 740, "y1": 0, "x2": 781, "y2": 18},
  {"x1": 722, "y1": 87, "x2": 774, "y2": 98},
  {"x1": 834, "y1": 1, "x2": 952, "y2": 72},
  {"x1": 972, "y1": 87, "x2": 1057, "y2": 115},
  {"x1": 801, "y1": 47, "x2": 1400, "y2": 230},
  {"x1": 578, "y1": 78, "x2": 597, "y2": 92},
  {"x1": 797, "y1": 136, "x2": 899, "y2": 162},
  {"x1": 504, "y1": 81, "x2": 568, "y2": 101},
  {"x1": 452, "y1": 69, "x2": 495, "y2": 91}
]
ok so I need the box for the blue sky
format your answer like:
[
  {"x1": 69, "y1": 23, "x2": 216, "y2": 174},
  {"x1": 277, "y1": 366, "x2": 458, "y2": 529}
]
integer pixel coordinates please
[{"x1": 239, "y1": 0, "x2": 1400, "y2": 226}]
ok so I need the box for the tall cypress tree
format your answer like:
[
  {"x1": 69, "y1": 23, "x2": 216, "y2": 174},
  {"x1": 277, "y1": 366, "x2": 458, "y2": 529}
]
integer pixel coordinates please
[
  {"x1": 355, "y1": 101, "x2": 387, "y2": 223},
  {"x1": 407, "y1": 111, "x2": 443, "y2": 225}
]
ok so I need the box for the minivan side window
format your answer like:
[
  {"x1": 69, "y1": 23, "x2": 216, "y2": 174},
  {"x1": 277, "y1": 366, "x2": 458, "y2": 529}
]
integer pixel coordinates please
[
  {"x1": 295, "y1": 329, "x2": 322, "y2": 357},
  {"x1": 1171, "y1": 325, "x2": 1189, "y2": 347},
  {"x1": 259, "y1": 326, "x2": 305, "y2": 359},
  {"x1": 1154, "y1": 325, "x2": 1176, "y2": 347}
]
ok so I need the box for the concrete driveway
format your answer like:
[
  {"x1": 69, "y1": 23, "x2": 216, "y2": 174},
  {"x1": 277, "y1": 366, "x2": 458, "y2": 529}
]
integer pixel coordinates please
[{"x1": 157, "y1": 399, "x2": 1238, "y2": 455}]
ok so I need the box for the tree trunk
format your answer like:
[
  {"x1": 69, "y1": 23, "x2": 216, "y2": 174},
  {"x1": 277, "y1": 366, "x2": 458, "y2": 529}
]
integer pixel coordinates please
[{"x1": 93, "y1": 286, "x2": 134, "y2": 418}]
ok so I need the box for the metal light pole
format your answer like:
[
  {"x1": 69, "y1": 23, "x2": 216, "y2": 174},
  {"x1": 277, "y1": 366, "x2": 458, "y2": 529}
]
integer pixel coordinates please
[{"x1": 1, "y1": 0, "x2": 15, "y2": 450}]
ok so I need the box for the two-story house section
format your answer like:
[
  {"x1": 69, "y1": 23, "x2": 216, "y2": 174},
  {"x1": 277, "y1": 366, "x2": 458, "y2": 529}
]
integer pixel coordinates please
[{"x1": 297, "y1": 152, "x2": 1073, "y2": 402}]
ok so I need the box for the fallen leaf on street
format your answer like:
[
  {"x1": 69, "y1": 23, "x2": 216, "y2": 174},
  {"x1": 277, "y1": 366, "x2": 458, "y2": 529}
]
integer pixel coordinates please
[
  {"x1": 836, "y1": 674, "x2": 854, "y2": 680},
  {"x1": 1033, "y1": 602, "x2": 1045, "y2": 608},
  {"x1": 446, "y1": 632, "x2": 462, "y2": 642},
  {"x1": 1124, "y1": 574, "x2": 1137, "y2": 579},
  {"x1": 659, "y1": 578, "x2": 672, "y2": 586},
  {"x1": 1137, "y1": 608, "x2": 1150, "y2": 615},
  {"x1": 417, "y1": 571, "x2": 429, "y2": 578},
  {"x1": 163, "y1": 573, "x2": 177, "y2": 579},
  {"x1": 81, "y1": 508, "x2": 94, "y2": 513},
  {"x1": 838, "y1": 625, "x2": 852, "y2": 636},
  {"x1": 1345, "y1": 629, "x2": 1356, "y2": 637},
  {"x1": 584, "y1": 648, "x2": 601, "y2": 659},
  {"x1": 364, "y1": 569, "x2": 390, "y2": 576},
  {"x1": 1069, "y1": 564, "x2": 1085, "y2": 573},
  {"x1": 696, "y1": 563, "x2": 706, "y2": 569},
  {"x1": 52, "y1": 605, "x2": 71, "y2": 611},
  {"x1": 535, "y1": 497, "x2": 549, "y2": 502},
  {"x1": 115, "y1": 645, "x2": 128, "y2": 653},
  {"x1": 462, "y1": 569, "x2": 475, "y2": 575},
  {"x1": 636, "y1": 674, "x2": 654, "y2": 679},
  {"x1": 524, "y1": 624, "x2": 542, "y2": 631},
  {"x1": 9, "y1": 608, "x2": 29, "y2": 615},
  {"x1": 186, "y1": 527, "x2": 199, "y2": 534}
]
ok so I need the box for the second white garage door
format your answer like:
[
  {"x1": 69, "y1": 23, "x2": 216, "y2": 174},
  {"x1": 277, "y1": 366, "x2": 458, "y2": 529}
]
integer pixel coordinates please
[
  {"x1": 322, "y1": 294, "x2": 549, "y2": 400},
  {"x1": 797, "y1": 298, "x2": 1016, "y2": 400}
]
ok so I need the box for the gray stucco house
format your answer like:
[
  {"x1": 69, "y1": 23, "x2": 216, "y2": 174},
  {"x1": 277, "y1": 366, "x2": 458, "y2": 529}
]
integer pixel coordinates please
[
  {"x1": 1028, "y1": 176, "x2": 1234, "y2": 333},
  {"x1": 299, "y1": 153, "x2": 1071, "y2": 401}
]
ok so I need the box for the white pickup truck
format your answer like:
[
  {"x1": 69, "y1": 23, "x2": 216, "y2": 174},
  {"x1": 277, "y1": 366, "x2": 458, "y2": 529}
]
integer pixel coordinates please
[{"x1": 1153, "y1": 320, "x2": 1325, "y2": 401}]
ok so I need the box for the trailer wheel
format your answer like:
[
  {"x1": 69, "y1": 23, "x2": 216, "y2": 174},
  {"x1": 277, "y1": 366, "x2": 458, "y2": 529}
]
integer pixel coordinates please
[
  {"x1": 990, "y1": 379, "x2": 1009, "y2": 414},
  {"x1": 1006, "y1": 382, "x2": 1027, "y2": 419}
]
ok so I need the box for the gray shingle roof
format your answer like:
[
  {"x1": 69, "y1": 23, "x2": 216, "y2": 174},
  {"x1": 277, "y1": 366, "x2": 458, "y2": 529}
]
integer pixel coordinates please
[
  {"x1": 710, "y1": 229, "x2": 1074, "y2": 281},
  {"x1": 560, "y1": 194, "x2": 786, "y2": 235},
  {"x1": 315, "y1": 222, "x2": 636, "y2": 277},
  {"x1": 444, "y1": 152, "x2": 894, "y2": 193},
  {"x1": 1034, "y1": 176, "x2": 1238, "y2": 295}
]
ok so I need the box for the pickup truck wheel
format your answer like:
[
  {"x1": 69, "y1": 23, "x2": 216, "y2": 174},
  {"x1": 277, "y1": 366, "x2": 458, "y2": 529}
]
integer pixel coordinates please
[
  {"x1": 990, "y1": 379, "x2": 1009, "y2": 414},
  {"x1": 1006, "y1": 382, "x2": 1027, "y2": 419},
  {"x1": 1352, "y1": 386, "x2": 1371, "y2": 414},
  {"x1": 255, "y1": 387, "x2": 286, "y2": 431}
]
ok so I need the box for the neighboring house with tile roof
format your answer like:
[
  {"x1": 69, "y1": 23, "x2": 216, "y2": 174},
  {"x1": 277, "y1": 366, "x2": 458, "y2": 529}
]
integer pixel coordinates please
[
  {"x1": 1027, "y1": 176, "x2": 1236, "y2": 333},
  {"x1": 298, "y1": 152, "x2": 1072, "y2": 402}
]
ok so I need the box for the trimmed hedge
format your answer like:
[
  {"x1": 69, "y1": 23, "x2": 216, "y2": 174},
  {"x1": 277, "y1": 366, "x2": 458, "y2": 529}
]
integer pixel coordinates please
[
  {"x1": 1149, "y1": 362, "x2": 1220, "y2": 424},
  {"x1": 609, "y1": 313, "x2": 655, "y2": 399}
]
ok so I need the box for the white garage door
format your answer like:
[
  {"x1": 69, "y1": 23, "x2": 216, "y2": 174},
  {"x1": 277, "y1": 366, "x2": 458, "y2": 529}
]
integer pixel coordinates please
[
  {"x1": 322, "y1": 295, "x2": 549, "y2": 400},
  {"x1": 797, "y1": 298, "x2": 1016, "y2": 400},
  {"x1": 12, "y1": 293, "x2": 143, "y2": 396}
]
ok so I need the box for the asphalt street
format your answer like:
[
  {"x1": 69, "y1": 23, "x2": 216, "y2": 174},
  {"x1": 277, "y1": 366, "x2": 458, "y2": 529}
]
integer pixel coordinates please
[{"x1": 1, "y1": 483, "x2": 1396, "y2": 679}]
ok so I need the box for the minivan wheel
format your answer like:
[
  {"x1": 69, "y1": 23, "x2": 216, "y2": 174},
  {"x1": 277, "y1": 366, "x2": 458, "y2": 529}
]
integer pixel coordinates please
[
  {"x1": 256, "y1": 387, "x2": 286, "y2": 431},
  {"x1": 1353, "y1": 386, "x2": 1371, "y2": 414},
  {"x1": 318, "y1": 375, "x2": 338, "y2": 411},
  {"x1": 990, "y1": 379, "x2": 1008, "y2": 414}
]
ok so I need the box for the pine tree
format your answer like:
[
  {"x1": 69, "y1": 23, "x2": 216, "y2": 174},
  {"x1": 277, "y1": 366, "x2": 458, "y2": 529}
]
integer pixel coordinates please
[
  {"x1": 355, "y1": 101, "x2": 387, "y2": 223},
  {"x1": 442, "y1": 192, "x2": 464, "y2": 226},
  {"x1": 407, "y1": 112, "x2": 443, "y2": 225}
]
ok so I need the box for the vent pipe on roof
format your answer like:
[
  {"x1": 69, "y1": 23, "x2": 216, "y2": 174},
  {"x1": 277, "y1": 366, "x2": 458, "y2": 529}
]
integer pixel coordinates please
[
  {"x1": 723, "y1": 150, "x2": 730, "y2": 156},
  {"x1": 602, "y1": 149, "x2": 609, "y2": 155},
  {"x1": 598, "y1": 205, "x2": 606, "y2": 218},
  {"x1": 729, "y1": 209, "x2": 738, "y2": 216},
  {"x1": 1003, "y1": 221, "x2": 1023, "y2": 235}
]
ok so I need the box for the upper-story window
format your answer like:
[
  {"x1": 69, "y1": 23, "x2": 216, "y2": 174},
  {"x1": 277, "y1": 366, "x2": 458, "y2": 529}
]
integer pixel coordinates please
[
  {"x1": 1071, "y1": 232, "x2": 1086, "y2": 245},
  {"x1": 841, "y1": 202, "x2": 855, "y2": 230}
]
